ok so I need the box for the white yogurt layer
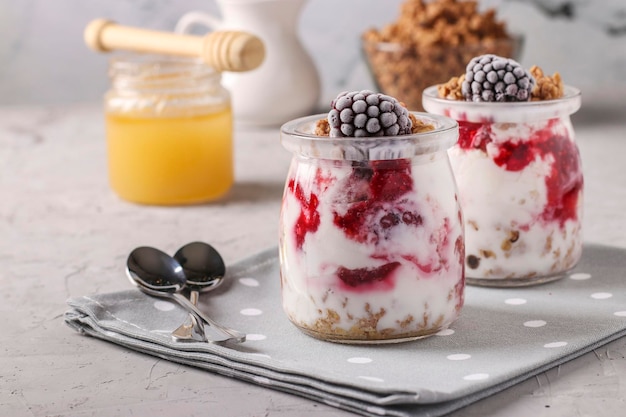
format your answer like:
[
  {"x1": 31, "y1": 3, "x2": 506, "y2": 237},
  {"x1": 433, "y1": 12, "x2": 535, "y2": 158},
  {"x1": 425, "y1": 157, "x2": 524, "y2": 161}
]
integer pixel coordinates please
[
  {"x1": 449, "y1": 119, "x2": 583, "y2": 281},
  {"x1": 279, "y1": 153, "x2": 464, "y2": 341}
]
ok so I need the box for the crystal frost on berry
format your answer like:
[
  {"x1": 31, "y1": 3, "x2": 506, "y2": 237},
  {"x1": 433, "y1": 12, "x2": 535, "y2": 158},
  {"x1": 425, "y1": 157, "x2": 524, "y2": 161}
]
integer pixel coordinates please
[
  {"x1": 328, "y1": 90, "x2": 412, "y2": 138},
  {"x1": 461, "y1": 54, "x2": 535, "y2": 102}
]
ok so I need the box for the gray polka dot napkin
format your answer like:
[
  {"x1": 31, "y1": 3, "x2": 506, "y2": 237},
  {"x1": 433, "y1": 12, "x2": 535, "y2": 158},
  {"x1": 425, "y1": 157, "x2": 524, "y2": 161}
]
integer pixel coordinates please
[{"x1": 65, "y1": 244, "x2": 626, "y2": 417}]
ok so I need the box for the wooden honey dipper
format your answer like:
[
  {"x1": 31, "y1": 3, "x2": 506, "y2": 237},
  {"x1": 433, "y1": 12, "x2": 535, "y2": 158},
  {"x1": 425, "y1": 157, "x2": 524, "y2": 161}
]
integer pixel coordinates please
[{"x1": 84, "y1": 19, "x2": 265, "y2": 72}]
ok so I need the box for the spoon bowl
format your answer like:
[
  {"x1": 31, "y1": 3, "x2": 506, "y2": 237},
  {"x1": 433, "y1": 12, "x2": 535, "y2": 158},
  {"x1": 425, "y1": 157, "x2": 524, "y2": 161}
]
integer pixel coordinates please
[
  {"x1": 127, "y1": 246, "x2": 186, "y2": 294},
  {"x1": 173, "y1": 241, "x2": 226, "y2": 292}
]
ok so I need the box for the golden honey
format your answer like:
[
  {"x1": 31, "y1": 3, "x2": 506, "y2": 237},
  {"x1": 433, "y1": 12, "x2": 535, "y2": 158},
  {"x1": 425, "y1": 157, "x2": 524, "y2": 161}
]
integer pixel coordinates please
[{"x1": 104, "y1": 55, "x2": 233, "y2": 205}]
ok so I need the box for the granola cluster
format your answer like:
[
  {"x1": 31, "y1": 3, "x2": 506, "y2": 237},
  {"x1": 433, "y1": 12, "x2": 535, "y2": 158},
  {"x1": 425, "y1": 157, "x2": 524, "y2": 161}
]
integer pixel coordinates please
[
  {"x1": 529, "y1": 65, "x2": 564, "y2": 101},
  {"x1": 362, "y1": 0, "x2": 515, "y2": 111},
  {"x1": 315, "y1": 113, "x2": 433, "y2": 137},
  {"x1": 437, "y1": 74, "x2": 466, "y2": 100},
  {"x1": 437, "y1": 65, "x2": 564, "y2": 101},
  {"x1": 365, "y1": 0, "x2": 509, "y2": 47}
]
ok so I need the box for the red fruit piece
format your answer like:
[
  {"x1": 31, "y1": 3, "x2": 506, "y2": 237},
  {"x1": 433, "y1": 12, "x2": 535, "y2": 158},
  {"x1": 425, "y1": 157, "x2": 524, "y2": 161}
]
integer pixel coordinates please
[
  {"x1": 333, "y1": 159, "x2": 417, "y2": 243},
  {"x1": 333, "y1": 200, "x2": 370, "y2": 242},
  {"x1": 491, "y1": 119, "x2": 582, "y2": 226},
  {"x1": 337, "y1": 262, "x2": 401, "y2": 288},
  {"x1": 288, "y1": 179, "x2": 320, "y2": 249},
  {"x1": 458, "y1": 119, "x2": 582, "y2": 227},
  {"x1": 369, "y1": 160, "x2": 413, "y2": 202},
  {"x1": 458, "y1": 121, "x2": 492, "y2": 152}
]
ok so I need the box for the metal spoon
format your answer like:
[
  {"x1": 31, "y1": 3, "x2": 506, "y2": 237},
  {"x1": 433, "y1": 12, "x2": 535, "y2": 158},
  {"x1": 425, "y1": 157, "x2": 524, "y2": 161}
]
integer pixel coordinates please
[
  {"x1": 126, "y1": 246, "x2": 245, "y2": 344},
  {"x1": 171, "y1": 241, "x2": 226, "y2": 342}
]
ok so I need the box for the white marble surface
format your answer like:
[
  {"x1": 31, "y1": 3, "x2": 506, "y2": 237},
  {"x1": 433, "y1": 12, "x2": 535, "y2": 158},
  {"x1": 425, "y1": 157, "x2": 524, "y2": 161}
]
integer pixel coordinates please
[
  {"x1": 1, "y1": 103, "x2": 625, "y2": 416},
  {"x1": 1, "y1": 0, "x2": 625, "y2": 108}
]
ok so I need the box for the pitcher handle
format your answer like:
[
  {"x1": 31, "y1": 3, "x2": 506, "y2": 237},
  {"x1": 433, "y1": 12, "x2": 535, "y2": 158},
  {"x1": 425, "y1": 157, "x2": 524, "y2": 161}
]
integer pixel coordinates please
[{"x1": 175, "y1": 11, "x2": 221, "y2": 34}]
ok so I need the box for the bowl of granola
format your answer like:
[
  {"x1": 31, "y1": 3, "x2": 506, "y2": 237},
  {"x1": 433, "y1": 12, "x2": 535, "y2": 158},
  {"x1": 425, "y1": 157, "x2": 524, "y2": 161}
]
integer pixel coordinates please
[{"x1": 362, "y1": 0, "x2": 522, "y2": 111}]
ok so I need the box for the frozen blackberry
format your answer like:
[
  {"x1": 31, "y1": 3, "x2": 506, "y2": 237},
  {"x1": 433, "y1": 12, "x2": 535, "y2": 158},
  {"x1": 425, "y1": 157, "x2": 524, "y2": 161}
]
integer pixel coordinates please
[
  {"x1": 461, "y1": 55, "x2": 535, "y2": 102},
  {"x1": 327, "y1": 90, "x2": 412, "y2": 137}
]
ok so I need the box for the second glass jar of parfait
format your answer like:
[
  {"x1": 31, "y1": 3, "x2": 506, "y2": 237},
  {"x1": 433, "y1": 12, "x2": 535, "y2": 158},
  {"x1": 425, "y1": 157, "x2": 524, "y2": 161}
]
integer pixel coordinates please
[
  {"x1": 279, "y1": 113, "x2": 464, "y2": 344},
  {"x1": 423, "y1": 85, "x2": 583, "y2": 287}
]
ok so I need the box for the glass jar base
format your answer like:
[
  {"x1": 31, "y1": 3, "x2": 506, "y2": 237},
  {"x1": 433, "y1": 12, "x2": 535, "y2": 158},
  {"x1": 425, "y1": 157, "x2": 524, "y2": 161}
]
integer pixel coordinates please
[
  {"x1": 113, "y1": 189, "x2": 231, "y2": 206},
  {"x1": 111, "y1": 179, "x2": 233, "y2": 206},
  {"x1": 467, "y1": 272, "x2": 567, "y2": 288},
  {"x1": 291, "y1": 323, "x2": 449, "y2": 345}
]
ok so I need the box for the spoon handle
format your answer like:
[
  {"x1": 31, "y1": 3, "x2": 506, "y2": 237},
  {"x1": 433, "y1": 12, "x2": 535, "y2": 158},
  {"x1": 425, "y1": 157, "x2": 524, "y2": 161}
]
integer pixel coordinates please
[
  {"x1": 171, "y1": 293, "x2": 246, "y2": 343},
  {"x1": 171, "y1": 312, "x2": 207, "y2": 343},
  {"x1": 189, "y1": 290, "x2": 199, "y2": 305},
  {"x1": 171, "y1": 290, "x2": 205, "y2": 343}
]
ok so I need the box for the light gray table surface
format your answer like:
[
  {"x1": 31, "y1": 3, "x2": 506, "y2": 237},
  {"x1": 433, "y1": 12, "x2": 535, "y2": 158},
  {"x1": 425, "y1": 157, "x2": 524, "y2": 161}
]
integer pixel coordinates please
[{"x1": 1, "y1": 103, "x2": 625, "y2": 417}]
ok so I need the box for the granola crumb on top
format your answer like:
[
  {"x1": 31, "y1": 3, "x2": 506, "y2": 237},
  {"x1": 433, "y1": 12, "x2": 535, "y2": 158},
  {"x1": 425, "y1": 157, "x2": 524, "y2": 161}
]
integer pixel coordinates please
[
  {"x1": 437, "y1": 74, "x2": 466, "y2": 101},
  {"x1": 315, "y1": 118, "x2": 331, "y2": 136},
  {"x1": 437, "y1": 64, "x2": 565, "y2": 101},
  {"x1": 530, "y1": 65, "x2": 564, "y2": 101},
  {"x1": 409, "y1": 113, "x2": 435, "y2": 133},
  {"x1": 314, "y1": 113, "x2": 434, "y2": 137}
]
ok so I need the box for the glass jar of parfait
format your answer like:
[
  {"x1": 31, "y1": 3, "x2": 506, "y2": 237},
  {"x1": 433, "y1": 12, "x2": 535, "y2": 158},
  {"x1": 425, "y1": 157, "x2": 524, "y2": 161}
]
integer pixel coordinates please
[
  {"x1": 279, "y1": 90, "x2": 464, "y2": 343},
  {"x1": 423, "y1": 55, "x2": 582, "y2": 286}
]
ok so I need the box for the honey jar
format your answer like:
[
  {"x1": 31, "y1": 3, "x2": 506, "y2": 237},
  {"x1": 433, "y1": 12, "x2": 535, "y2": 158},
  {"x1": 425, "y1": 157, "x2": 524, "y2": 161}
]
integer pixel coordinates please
[{"x1": 104, "y1": 55, "x2": 233, "y2": 205}]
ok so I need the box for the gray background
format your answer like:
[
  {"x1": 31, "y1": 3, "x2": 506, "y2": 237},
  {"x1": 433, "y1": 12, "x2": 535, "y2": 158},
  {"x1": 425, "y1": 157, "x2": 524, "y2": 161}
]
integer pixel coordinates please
[{"x1": 1, "y1": 0, "x2": 625, "y2": 109}]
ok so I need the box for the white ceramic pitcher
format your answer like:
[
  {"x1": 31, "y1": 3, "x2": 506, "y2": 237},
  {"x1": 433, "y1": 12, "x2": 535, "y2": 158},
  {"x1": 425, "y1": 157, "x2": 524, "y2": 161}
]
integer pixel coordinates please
[{"x1": 176, "y1": 0, "x2": 321, "y2": 126}]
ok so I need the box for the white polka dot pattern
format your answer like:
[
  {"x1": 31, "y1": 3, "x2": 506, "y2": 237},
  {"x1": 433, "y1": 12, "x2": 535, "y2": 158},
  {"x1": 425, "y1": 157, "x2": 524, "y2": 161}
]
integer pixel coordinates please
[
  {"x1": 463, "y1": 373, "x2": 489, "y2": 381},
  {"x1": 144, "y1": 268, "x2": 613, "y2": 389},
  {"x1": 347, "y1": 357, "x2": 373, "y2": 364},
  {"x1": 240, "y1": 308, "x2": 263, "y2": 316},
  {"x1": 524, "y1": 320, "x2": 547, "y2": 328},
  {"x1": 447, "y1": 354, "x2": 471, "y2": 361},
  {"x1": 544, "y1": 341, "x2": 568, "y2": 348},
  {"x1": 131, "y1": 257, "x2": 626, "y2": 410},
  {"x1": 153, "y1": 301, "x2": 175, "y2": 311},
  {"x1": 505, "y1": 298, "x2": 527, "y2": 305},
  {"x1": 358, "y1": 376, "x2": 385, "y2": 383},
  {"x1": 569, "y1": 272, "x2": 592, "y2": 280},
  {"x1": 239, "y1": 277, "x2": 260, "y2": 287},
  {"x1": 591, "y1": 292, "x2": 613, "y2": 300}
]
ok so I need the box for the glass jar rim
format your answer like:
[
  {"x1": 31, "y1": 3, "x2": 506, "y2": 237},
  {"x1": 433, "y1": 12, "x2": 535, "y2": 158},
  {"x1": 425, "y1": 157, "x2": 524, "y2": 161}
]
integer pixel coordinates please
[
  {"x1": 108, "y1": 53, "x2": 219, "y2": 80},
  {"x1": 422, "y1": 85, "x2": 581, "y2": 123},
  {"x1": 281, "y1": 112, "x2": 458, "y2": 161}
]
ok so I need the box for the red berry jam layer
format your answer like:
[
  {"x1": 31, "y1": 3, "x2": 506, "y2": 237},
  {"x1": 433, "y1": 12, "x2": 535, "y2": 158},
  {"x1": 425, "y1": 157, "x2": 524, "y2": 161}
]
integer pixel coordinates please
[
  {"x1": 279, "y1": 155, "x2": 464, "y2": 342},
  {"x1": 450, "y1": 117, "x2": 583, "y2": 281}
]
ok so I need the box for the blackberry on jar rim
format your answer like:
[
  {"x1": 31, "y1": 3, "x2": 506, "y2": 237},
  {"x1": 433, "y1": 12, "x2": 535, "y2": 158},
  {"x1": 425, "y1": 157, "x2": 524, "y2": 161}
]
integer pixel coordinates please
[
  {"x1": 327, "y1": 90, "x2": 413, "y2": 138},
  {"x1": 461, "y1": 54, "x2": 535, "y2": 103}
]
